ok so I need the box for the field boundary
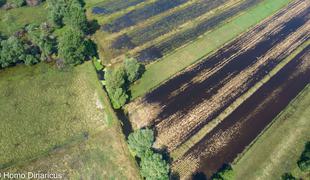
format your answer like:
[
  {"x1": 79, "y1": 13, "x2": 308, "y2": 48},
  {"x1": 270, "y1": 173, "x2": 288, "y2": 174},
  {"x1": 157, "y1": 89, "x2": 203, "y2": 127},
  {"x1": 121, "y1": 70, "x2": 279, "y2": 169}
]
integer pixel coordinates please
[
  {"x1": 171, "y1": 40, "x2": 310, "y2": 160},
  {"x1": 232, "y1": 84, "x2": 310, "y2": 165},
  {"x1": 130, "y1": 0, "x2": 294, "y2": 99}
]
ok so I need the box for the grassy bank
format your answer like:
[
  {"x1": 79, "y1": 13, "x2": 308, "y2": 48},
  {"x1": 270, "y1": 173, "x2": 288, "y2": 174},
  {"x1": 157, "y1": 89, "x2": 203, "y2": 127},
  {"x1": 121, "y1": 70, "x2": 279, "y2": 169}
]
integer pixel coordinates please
[
  {"x1": 233, "y1": 84, "x2": 310, "y2": 179},
  {"x1": 0, "y1": 3, "x2": 47, "y2": 35},
  {"x1": 171, "y1": 40, "x2": 310, "y2": 160},
  {"x1": 0, "y1": 62, "x2": 140, "y2": 179},
  {"x1": 130, "y1": 0, "x2": 293, "y2": 99}
]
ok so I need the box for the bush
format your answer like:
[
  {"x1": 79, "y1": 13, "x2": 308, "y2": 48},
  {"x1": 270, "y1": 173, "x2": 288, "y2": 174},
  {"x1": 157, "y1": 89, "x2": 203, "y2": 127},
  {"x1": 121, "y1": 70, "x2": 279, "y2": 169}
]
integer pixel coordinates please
[
  {"x1": 140, "y1": 150, "x2": 169, "y2": 180},
  {"x1": 47, "y1": 0, "x2": 66, "y2": 27},
  {"x1": 281, "y1": 173, "x2": 296, "y2": 180},
  {"x1": 58, "y1": 28, "x2": 86, "y2": 65},
  {"x1": 0, "y1": 36, "x2": 25, "y2": 68},
  {"x1": 63, "y1": 0, "x2": 88, "y2": 32},
  {"x1": 8, "y1": 0, "x2": 25, "y2": 7},
  {"x1": 105, "y1": 67, "x2": 128, "y2": 109},
  {"x1": 212, "y1": 164, "x2": 234, "y2": 180},
  {"x1": 124, "y1": 57, "x2": 143, "y2": 83},
  {"x1": 128, "y1": 128, "x2": 154, "y2": 157},
  {"x1": 297, "y1": 141, "x2": 310, "y2": 172}
]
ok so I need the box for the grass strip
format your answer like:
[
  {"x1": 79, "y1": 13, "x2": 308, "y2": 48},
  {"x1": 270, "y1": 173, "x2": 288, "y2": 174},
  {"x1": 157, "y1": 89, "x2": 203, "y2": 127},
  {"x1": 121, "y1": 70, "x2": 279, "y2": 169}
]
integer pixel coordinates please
[
  {"x1": 233, "y1": 83, "x2": 310, "y2": 179},
  {"x1": 130, "y1": 0, "x2": 294, "y2": 99},
  {"x1": 171, "y1": 40, "x2": 310, "y2": 160}
]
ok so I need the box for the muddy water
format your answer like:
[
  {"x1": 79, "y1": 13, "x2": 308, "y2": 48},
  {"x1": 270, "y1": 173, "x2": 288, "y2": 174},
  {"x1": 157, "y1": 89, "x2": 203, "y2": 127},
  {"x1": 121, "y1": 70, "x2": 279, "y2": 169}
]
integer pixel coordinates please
[{"x1": 190, "y1": 46, "x2": 310, "y2": 177}]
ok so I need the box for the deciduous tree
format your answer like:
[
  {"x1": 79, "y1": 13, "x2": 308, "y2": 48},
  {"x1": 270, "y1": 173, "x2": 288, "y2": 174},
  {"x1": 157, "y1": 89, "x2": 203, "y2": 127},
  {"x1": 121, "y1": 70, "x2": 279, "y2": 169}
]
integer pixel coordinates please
[
  {"x1": 58, "y1": 28, "x2": 85, "y2": 65},
  {"x1": 140, "y1": 150, "x2": 169, "y2": 180},
  {"x1": 124, "y1": 57, "x2": 143, "y2": 83},
  {"x1": 128, "y1": 128, "x2": 154, "y2": 157}
]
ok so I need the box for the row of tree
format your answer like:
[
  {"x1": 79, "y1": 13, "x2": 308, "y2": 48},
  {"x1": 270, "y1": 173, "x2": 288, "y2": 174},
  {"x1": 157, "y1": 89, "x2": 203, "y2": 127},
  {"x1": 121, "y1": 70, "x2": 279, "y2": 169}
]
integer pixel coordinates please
[
  {"x1": 105, "y1": 57, "x2": 143, "y2": 109},
  {"x1": 0, "y1": 0, "x2": 96, "y2": 69},
  {"x1": 0, "y1": 24, "x2": 54, "y2": 68},
  {"x1": 128, "y1": 128, "x2": 170, "y2": 180}
]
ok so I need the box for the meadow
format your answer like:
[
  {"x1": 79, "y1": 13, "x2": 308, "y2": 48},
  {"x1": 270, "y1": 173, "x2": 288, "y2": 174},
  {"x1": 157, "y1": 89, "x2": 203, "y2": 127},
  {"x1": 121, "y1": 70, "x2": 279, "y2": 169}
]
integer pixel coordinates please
[
  {"x1": 0, "y1": 3, "x2": 47, "y2": 35},
  {"x1": 0, "y1": 62, "x2": 139, "y2": 179}
]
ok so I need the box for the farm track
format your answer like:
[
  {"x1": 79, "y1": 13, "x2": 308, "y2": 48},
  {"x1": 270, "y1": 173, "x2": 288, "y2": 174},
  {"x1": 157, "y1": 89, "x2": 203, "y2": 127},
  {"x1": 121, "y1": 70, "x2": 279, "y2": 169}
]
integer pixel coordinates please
[
  {"x1": 172, "y1": 45, "x2": 310, "y2": 179},
  {"x1": 127, "y1": 0, "x2": 309, "y2": 151}
]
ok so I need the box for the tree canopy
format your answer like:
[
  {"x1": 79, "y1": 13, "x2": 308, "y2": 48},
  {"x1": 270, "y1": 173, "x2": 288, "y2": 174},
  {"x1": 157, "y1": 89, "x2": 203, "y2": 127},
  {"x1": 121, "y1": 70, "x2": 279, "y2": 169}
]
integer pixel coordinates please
[
  {"x1": 212, "y1": 164, "x2": 234, "y2": 180},
  {"x1": 105, "y1": 67, "x2": 128, "y2": 109},
  {"x1": 63, "y1": 0, "x2": 88, "y2": 32},
  {"x1": 0, "y1": 36, "x2": 25, "y2": 68},
  {"x1": 124, "y1": 57, "x2": 143, "y2": 83},
  {"x1": 297, "y1": 141, "x2": 310, "y2": 172},
  {"x1": 58, "y1": 28, "x2": 86, "y2": 65},
  {"x1": 128, "y1": 128, "x2": 154, "y2": 157},
  {"x1": 140, "y1": 150, "x2": 169, "y2": 180}
]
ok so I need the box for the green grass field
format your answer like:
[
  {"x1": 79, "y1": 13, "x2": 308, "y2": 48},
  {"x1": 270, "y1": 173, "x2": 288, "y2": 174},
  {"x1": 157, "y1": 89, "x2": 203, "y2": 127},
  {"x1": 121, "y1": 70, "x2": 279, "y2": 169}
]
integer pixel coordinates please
[
  {"x1": 233, "y1": 85, "x2": 310, "y2": 180},
  {"x1": 0, "y1": 62, "x2": 140, "y2": 179},
  {"x1": 130, "y1": 0, "x2": 293, "y2": 99},
  {"x1": 0, "y1": 3, "x2": 47, "y2": 35}
]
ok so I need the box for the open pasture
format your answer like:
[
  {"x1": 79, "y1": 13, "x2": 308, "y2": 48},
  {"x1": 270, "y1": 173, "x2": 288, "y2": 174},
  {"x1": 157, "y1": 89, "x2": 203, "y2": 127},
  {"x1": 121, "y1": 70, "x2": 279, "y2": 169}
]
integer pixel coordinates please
[
  {"x1": 125, "y1": 0, "x2": 309, "y2": 177},
  {"x1": 0, "y1": 62, "x2": 139, "y2": 179}
]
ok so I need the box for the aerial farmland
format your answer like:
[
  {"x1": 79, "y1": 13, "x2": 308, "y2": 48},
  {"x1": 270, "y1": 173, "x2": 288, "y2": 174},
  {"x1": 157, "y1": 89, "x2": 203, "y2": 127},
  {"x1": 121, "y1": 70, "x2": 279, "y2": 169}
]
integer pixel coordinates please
[{"x1": 0, "y1": 0, "x2": 309, "y2": 179}]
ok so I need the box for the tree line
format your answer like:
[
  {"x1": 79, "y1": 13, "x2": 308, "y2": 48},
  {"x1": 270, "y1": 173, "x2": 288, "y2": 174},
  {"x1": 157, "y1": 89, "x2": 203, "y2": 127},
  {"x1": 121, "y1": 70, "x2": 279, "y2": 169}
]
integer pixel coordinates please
[{"x1": 0, "y1": 0, "x2": 97, "y2": 69}]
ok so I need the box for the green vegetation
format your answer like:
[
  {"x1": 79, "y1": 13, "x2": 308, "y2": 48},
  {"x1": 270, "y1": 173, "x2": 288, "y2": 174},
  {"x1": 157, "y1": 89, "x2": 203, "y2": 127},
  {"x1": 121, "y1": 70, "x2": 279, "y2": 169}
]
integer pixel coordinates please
[
  {"x1": 281, "y1": 173, "x2": 296, "y2": 180},
  {"x1": 212, "y1": 165, "x2": 234, "y2": 180},
  {"x1": 8, "y1": 0, "x2": 25, "y2": 7},
  {"x1": 140, "y1": 150, "x2": 169, "y2": 180},
  {"x1": 128, "y1": 128, "x2": 154, "y2": 157},
  {"x1": 124, "y1": 57, "x2": 143, "y2": 83},
  {"x1": 128, "y1": 129, "x2": 169, "y2": 179},
  {"x1": 105, "y1": 66, "x2": 128, "y2": 109},
  {"x1": 0, "y1": 3, "x2": 47, "y2": 35},
  {"x1": 47, "y1": 0, "x2": 66, "y2": 27},
  {"x1": 233, "y1": 85, "x2": 310, "y2": 180},
  {"x1": 297, "y1": 142, "x2": 310, "y2": 172},
  {"x1": 63, "y1": 0, "x2": 88, "y2": 32},
  {"x1": 0, "y1": 61, "x2": 140, "y2": 179},
  {"x1": 58, "y1": 28, "x2": 86, "y2": 65},
  {"x1": 105, "y1": 57, "x2": 143, "y2": 109},
  {"x1": 130, "y1": 0, "x2": 293, "y2": 99}
]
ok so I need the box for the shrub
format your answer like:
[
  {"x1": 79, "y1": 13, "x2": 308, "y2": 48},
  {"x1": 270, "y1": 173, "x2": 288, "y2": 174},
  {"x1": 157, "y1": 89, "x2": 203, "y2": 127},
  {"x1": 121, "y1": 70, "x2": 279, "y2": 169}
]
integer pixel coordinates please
[
  {"x1": 0, "y1": 36, "x2": 25, "y2": 68},
  {"x1": 47, "y1": 0, "x2": 66, "y2": 27},
  {"x1": 281, "y1": 173, "x2": 296, "y2": 180},
  {"x1": 212, "y1": 164, "x2": 234, "y2": 180},
  {"x1": 140, "y1": 150, "x2": 169, "y2": 180},
  {"x1": 105, "y1": 67, "x2": 128, "y2": 109},
  {"x1": 8, "y1": 0, "x2": 25, "y2": 7},
  {"x1": 63, "y1": 0, "x2": 88, "y2": 32},
  {"x1": 58, "y1": 28, "x2": 86, "y2": 65},
  {"x1": 128, "y1": 128, "x2": 154, "y2": 157},
  {"x1": 297, "y1": 141, "x2": 310, "y2": 172},
  {"x1": 124, "y1": 57, "x2": 143, "y2": 83}
]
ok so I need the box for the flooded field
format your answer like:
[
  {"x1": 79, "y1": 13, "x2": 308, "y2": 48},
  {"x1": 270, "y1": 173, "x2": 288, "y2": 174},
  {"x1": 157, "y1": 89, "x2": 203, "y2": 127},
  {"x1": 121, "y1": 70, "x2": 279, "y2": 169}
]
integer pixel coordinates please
[{"x1": 126, "y1": 0, "x2": 309, "y2": 177}]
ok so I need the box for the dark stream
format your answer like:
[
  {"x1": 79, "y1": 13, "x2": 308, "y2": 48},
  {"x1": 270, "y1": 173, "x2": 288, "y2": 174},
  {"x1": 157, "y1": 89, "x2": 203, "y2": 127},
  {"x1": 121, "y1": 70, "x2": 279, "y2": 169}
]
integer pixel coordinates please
[{"x1": 193, "y1": 45, "x2": 310, "y2": 177}]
